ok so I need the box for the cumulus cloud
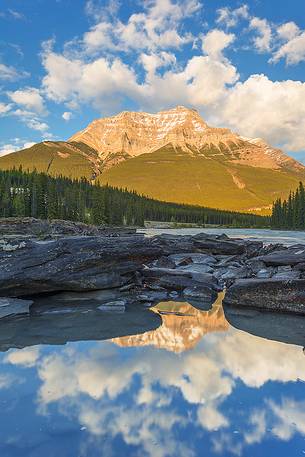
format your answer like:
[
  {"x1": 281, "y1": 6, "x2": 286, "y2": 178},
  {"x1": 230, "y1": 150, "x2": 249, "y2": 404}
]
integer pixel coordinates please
[
  {"x1": 271, "y1": 31, "x2": 305, "y2": 65},
  {"x1": 12, "y1": 1, "x2": 302, "y2": 152},
  {"x1": 0, "y1": 139, "x2": 36, "y2": 156},
  {"x1": 5, "y1": 347, "x2": 40, "y2": 367},
  {"x1": 7, "y1": 87, "x2": 46, "y2": 114},
  {"x1": 202, "y1": 29, "x2": 235, "y2": 59},
  {"x1": 249, "y1": 17, "x2": 272, "y2": 53},
  {"x1": 277, "y1": 21, "x2": 300, "y2": 41},
  {"x1": 215, "y1": 74, "x2": 305, "y2": 152},
  {"x1": 216, "y1": 5, "x2": 249, "y2": 28},
  {"x1": 83, "y1": 0, "x2": 201, "y2": 54}
]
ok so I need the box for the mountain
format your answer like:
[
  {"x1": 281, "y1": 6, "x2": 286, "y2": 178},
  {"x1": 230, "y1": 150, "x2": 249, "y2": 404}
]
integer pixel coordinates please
[
  {"x1": 112, "y1": 296, "x2": 228, "y2": 353},
  {"x1": 0, "y1": 106, "x2": 304, "y2": 212},
  {"x1": 0, "y1": 141, "x2": 100, "y2": 180}
]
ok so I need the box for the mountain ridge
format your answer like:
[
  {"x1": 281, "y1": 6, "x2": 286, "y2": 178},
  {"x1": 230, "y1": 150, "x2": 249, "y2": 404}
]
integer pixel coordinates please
[
  {"x1": 0, "y1": 106, "x2": 304, "y2": 213},
  {"x1": 69, "y1": 105, "x2": 304, "y2": 173}
]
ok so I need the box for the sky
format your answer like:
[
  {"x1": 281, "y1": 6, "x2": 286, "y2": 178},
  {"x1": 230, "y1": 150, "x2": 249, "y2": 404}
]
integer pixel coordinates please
[{"x1": 0, "y1": 0, "x2": 305, "y2": 161}]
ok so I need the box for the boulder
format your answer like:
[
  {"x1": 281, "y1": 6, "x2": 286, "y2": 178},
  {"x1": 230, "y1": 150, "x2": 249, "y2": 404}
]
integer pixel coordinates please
[
  {"x1": 224, "y1": 279, "x2": 305, "y2": 314},
  {"x1": 183, "y1": 286, "x2": 217, "y2": 302},
  {"x1": 0, "y1": 235, "x2": 165, "y2": 296},
  {"x1": 258, "y1": 248, "x2": 305, "y2": 266},
  {"x1": 168, "y1": 253, "x2": 216, "y2": 266}
]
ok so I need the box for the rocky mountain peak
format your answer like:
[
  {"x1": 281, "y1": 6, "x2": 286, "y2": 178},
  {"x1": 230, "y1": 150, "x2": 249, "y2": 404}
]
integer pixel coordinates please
[{"x1": 69, "y1": 106, "x2": 304, "y2": 173}]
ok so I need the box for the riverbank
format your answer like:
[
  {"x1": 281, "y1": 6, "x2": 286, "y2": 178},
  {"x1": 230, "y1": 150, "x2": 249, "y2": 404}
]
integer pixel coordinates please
[{"x1": 1, "y1": 218, "x2": 305, "y2": 319}]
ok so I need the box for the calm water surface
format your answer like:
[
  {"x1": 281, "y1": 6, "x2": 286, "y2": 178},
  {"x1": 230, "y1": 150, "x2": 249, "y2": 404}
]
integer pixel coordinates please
[{"x1": 1, "y1": 228, "x2": 305, "y2": 456}]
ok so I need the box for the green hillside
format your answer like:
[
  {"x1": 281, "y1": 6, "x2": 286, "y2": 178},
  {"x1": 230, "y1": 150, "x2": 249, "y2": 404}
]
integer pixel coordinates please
[
  {"x1": 0, "y1": 141, "x2": 98, "y2": 180},
  {"x1": 0, "y1": 142, "x2": 304, "y2": 214},
  {"x1": 99, "y1": 146, "x2": 305, "y2": 213}
]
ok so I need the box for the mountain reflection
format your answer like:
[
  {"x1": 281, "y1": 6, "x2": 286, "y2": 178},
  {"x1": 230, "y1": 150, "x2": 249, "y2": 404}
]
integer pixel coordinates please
[
  {"x1": 1, "y1": 297, "x2": 305, "y2": 456},
  {"x1": 112, "y1": 293, "x2": 228, "y2": 352}
]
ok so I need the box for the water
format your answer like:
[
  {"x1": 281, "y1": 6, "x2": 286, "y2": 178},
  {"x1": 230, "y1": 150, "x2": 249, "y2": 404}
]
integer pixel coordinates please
[
  {"x1": 1, "y1": 228, "x2": 305, "y2": 456},
  {"x1": 1, "y1": 294, "x2": 305, "y2": 457},
  {"x1": 140, "y1": 227, "x2": 305, "y2": 246}
]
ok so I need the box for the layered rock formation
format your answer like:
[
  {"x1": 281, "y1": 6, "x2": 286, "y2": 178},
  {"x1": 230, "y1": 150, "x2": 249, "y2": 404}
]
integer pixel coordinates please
[{"x1": 70, "y1": 106, "x2": 303, "y2": 172}]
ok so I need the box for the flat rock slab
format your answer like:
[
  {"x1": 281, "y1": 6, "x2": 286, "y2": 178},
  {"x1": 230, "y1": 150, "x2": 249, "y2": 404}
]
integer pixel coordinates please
[
  {"x1": 0, "y1": 298, "x2": 33, "y2": 319},
  {"x1": 224, "y1": 279, "x2": 305, "y2": 314},
  {"x1": 258, "y1": 248, "x2": 305, "y2": 266}
]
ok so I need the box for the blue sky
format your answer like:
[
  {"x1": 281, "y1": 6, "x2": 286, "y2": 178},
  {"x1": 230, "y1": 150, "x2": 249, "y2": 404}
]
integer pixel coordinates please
[{"x1": 0, "y1": 0, "x2": 305, "y2": 160}]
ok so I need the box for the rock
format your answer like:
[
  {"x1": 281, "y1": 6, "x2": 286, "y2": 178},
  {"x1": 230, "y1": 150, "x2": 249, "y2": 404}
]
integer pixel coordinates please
[
  {"x1": 157, "y1": 275, "x2": 200, "y2": 290},
  {"x1": 224, "y1": 279, "x2": 305, "y2": 314},
  {"x1": 157, "y1": 273, "x2": 219, "y2": 292},
  {"x1": 0, "y1": 217, "x2": 137, "y2": 238},
  {"x1": 193, "y1": 234, "x2": 262, "y2": 256},
  {"x1": 98, "y1": 300, "x2": 126, "y2": 312},
  {"x1": 258, "y1": 248, "x2": 305, "y2": 266},
  {"x1": 154, "y1": 256, "x2": 176, "y2": 269},
  {"x1": 246, "y1": 259, "x2": 268, "y2": 274},
  {"x1": 177, "y1": 264, "x2": 214, "y2": 274},
  {"x1": 224, "y1": 306, "x2": 305, "y2": 347},
  {"x1": 143, "y1": 267, "x2": 190, "y2": 278},
  {"x1": 168, "y1": 253, "x2": 216, "y2": 266},
  {"x1": 256, "y1": 268, "x2": 274, "y2": 279},
  {"x1": 220, "y1": 266, "x2": 250, "y2": 281},
  {"x1": 272, "y1": 270, "x2": 301, "y2": 280},
  {"x1": 0, "y1": 298, "x2": 33, "y2": 319},
  {"x1": 183, "y1": 286, "x2": 217, "y2": 302},
  {"x1": 0, "y1": 235, "x2": 168, "y2": 296}
]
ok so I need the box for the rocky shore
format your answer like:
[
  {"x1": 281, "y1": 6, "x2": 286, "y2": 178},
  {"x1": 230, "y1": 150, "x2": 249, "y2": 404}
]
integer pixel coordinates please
[{"x1": 1, "y1": 218, "x2": 305, "y2": 321}]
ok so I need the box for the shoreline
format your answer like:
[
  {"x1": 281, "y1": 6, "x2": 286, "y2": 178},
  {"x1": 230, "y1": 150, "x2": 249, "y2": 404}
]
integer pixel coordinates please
[{"x1": 0, "y1": 218, "x2": 305, "y2": 320}]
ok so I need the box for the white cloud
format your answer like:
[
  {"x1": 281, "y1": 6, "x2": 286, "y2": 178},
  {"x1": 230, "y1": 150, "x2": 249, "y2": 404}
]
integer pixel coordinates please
[
  {"x1": 216, "y1": 5, "x2": 249, "y2": 28},
  {"x1": 202, "y1": 29, "x2": 235, "y2": 60},
  {"x1": 62, "y1": 111, "x2": 73, "y2": 121},
  {"x1": 0, "y1": 102, "x2": 12, "y2": 115},
  {"x1": 7, "y1": 87, "x2": 46, "y2": 114},
  {"x1": 0, "y1": 140, "x2": 36, "y2": 156},
  {"x1": 244, "y1": 410, "x2": 266, "y2": 444},
  {"x1": 26, "y1": 119, "x2": 49, "y2": 132},
  {"x1": 269, "y1": 398, "x2": 305, "y2": 441},
  {"x1": 0, "y1": 63, "x2": 19, "y2": 81},
  {"x1": 249, "y1": 17, "x2": 272, "y2": 53},
  {"x1": 0, "y1": 373, "x2": 16, "y2": 389},
  {"x1": 8, "y1": 9, "x2": 25, "y2": 20},
  {"x1": 197, "y1": 405, "x2": 229, "y2": 431},
  {"x1": 271, "y1": 31, "x2": 305, "y2": 65},
  {"x1": 83, "y1": 0, "x2": 201, "y2": 54},
  {"x1": 5, "y1": 347, "x2": 40, "y2": 367},
  {"x1": 215, "y1": 74, "x2": 305, "y2": 152},
  {"x1": 277, "y1": 21, "x2": 300, "y2": 41}
]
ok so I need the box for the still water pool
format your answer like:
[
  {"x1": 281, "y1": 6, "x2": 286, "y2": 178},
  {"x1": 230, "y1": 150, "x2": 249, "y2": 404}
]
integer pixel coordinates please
[{"x1": 1, "y1": 292, "x2": 305, "y2": 457}]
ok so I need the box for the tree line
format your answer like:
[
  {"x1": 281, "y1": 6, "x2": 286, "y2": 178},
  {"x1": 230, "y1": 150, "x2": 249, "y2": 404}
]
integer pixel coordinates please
[
  {"x1": 271, "y1": 182, "x2": 305, "y2": 229},
  {"x1": 0, "y1": 168, "x2": 269, "y2": 227}
]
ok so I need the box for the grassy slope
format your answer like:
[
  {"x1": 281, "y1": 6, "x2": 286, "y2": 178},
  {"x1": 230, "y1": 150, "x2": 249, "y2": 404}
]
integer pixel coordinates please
[
  {"x1": 0, "y1": 142, "x2": 95, "y2": 180},
  {"x1": 0, "y1": 142, "x2": 303, "y2": 213},
  {"x1": 98, "y1": 146, "x2": 304, "y2": 213}
]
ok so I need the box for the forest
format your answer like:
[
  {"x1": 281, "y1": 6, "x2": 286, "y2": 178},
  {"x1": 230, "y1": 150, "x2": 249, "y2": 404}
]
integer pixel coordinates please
[
  {"x1": 271, "y1": 182, "x2": 305, "y2": 229},
  {"x1": 0, "y1": 168, "x2": 270, "y2": 228}
]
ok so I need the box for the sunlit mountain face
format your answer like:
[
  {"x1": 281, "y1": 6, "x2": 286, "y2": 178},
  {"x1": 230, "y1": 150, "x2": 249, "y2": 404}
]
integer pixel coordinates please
[{"x1": 0, "y1": 298, "x2": 305, "y2": 457}]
